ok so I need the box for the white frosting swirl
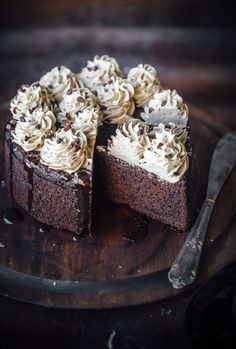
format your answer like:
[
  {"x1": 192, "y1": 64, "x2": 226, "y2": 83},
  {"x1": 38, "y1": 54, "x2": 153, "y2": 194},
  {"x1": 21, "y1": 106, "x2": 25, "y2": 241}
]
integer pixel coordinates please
[
  {"x1": 127, "y1": 64, "x2": 161, "y2": 107},
  {"x1": 108, "y1": 121, "x2": 188, "y2": 183},
  {"x1": 40, "y1": 66, "x2": 84, "y2": 103},
  {"x1": 140, "y1": 123, "x2": 189, "y2": 183},
  {"x1": 40, "y1": 127, "x2": 89, "y2": 173},
  {"x1": 108, "y1": 120, "x2": 149, "y2": 164},
  {"x1": 97, "y1": 76, "x2": 135, "y2": 123},
  {"x1": 10, "y1": 83, "x2": 51, "y2": 120},
  {"x1": 79, "y1": 55, "x2": 122, "y2": 91},
  {"x1": 141, "y1": 89, "x2": 188, "y2": 127},
  {"x1": 11, "y1": 106, "x2": 56, "y2": 152},
  {"x1": 57, "y1": 87, "x2": 101, "y2": 126}
]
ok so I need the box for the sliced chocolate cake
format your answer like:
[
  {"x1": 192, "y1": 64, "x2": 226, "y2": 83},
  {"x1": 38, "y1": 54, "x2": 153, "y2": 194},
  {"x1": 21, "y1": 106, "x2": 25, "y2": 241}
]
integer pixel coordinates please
[{"x1": 4, "y1": 55, "x2": 197, "y2": 234}]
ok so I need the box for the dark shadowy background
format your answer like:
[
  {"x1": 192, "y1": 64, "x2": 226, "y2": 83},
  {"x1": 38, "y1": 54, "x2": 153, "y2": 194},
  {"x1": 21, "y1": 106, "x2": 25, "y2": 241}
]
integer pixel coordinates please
[{"x1": 0, "y1": 0, "x2": 235, "y2": 30}]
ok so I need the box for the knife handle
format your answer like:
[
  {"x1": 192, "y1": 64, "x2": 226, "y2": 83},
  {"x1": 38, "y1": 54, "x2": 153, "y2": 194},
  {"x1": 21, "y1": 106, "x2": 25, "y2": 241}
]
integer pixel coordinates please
[{"x1": 168, "y1": 199, "x2": 214, "y2": 289}]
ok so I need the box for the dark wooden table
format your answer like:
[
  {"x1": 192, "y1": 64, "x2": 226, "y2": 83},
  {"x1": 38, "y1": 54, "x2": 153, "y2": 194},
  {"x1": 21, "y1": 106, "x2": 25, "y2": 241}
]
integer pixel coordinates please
[{"x1": 0, "y1": 27, "x2": 236, "y2": 348}]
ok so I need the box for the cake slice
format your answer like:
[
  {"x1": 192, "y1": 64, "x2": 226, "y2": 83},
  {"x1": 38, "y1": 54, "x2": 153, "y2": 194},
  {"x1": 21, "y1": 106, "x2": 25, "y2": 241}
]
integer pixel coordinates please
[{"x1": 97, "y1": 106, "x2": 196, "y2": 232}]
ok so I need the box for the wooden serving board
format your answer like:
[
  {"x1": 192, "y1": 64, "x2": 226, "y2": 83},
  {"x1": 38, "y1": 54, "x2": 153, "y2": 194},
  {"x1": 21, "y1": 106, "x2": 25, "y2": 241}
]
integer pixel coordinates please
[{"x1": 0, "y1": 106, "x2": 236, "y2": 309}]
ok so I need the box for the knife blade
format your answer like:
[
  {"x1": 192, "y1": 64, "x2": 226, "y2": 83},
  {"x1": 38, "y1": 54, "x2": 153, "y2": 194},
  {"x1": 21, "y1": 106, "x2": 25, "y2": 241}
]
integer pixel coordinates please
[{"x1": 168, "y1": 131, "x2": 236, "y2": 289}]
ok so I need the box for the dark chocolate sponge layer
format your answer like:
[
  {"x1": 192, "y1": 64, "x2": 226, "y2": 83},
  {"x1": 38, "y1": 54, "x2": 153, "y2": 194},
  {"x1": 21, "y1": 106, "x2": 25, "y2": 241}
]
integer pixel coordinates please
[
  {"x1": 97, "y1": 145, "x2": 197, "y2": 232},
  {"x1": 4, "y1": 125, "x2": 92, "y2": 234}
]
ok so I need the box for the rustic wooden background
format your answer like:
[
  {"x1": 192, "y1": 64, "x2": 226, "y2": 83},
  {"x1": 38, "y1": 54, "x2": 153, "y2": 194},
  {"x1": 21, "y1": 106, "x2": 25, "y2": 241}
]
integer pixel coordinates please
[{"x1": 0, "y1": 0, "x2": 235, "y2": 29}]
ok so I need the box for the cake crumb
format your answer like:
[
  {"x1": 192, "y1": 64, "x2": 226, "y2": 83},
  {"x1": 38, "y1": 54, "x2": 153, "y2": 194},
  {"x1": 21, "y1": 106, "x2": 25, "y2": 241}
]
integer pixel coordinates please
[{"x1": 0, "y1": 242, "x2": 5, "y2": 248}]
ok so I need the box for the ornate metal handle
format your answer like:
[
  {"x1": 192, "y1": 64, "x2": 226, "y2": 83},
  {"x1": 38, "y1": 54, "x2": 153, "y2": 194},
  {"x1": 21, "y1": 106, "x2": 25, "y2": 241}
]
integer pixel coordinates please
[{"x1": 168, "y1": 199, "x2": 215, "y2": 289}]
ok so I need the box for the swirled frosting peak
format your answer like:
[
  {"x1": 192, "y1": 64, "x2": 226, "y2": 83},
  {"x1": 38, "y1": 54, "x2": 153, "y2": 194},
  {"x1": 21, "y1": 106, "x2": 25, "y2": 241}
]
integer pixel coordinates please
[
  {"x1": 108, "y1": 120, "x2": 149, "y2": 164},
  {"x1": 80, "y1": 55, "x2": 122, "y2": 92},
  {"x1": 140, "y1": 123, "x2": 189, "y2": 183},
  {"x1": 10, "y1": 83, "x2": 51, "y2": 120},
  {"x1": 11, "y1": 105, "x2": 56, "y2": 152},
  {"x1": 96, "y1": 76, "x2": 135, "y2": 124},
  {"x1": 141, "y1": 89, "x2": 188, "y2": 127},
  {"x1": 57, "y1": 87, "x2": 101, "y2": 126},
  {"x1": 127, "y1": 64, "x2": 161, "y2": 108},
  {"x1": 40, "y1": 127, "x2": 89, "y2": 174},
  {"x1": 40, "y1": 66, "x2": 84, "y2": 103}
]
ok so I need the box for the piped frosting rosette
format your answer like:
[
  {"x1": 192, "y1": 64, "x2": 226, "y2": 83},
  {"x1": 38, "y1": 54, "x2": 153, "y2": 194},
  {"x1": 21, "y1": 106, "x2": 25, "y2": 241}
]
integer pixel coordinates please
[
  {"x1": 40, "y1": 66, "x2": 84, "y2": 103},
  {"x1": 79, "y1": 55, "x2": 122, "y2": 92},
  {"x1": 127, "y1": 64, "x2": 161, "y2": 108}
]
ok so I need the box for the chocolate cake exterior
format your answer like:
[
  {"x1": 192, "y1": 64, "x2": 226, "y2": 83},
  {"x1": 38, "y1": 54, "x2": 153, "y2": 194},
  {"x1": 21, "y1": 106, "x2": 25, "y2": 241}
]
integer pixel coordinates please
[{"x1": 4, "y1": 125, "x2": 92, "y2": 234}]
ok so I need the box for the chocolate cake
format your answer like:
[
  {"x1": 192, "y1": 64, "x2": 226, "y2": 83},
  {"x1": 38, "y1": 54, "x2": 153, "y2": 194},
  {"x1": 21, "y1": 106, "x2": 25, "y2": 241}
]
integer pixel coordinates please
[{"x1": 4, "y1": 55, "x2": 197, "y2": 234}]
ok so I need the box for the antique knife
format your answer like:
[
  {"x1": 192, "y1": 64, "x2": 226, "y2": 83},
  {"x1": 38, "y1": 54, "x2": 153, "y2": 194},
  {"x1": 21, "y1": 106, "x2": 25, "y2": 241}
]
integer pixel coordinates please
[{"x1": 168, "y1": 131, "x2": 236, "y2": 289}]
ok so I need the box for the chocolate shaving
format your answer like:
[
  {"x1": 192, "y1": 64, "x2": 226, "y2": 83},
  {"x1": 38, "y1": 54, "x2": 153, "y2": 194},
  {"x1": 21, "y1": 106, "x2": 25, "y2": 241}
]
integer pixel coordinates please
[
  {"x1": 138, "y1": 127, "x2": 144, "y2": 135},
  {"x1": 157, "y1": 142, "x2": 163, "y2": 149},
  {"x1": 64, "y1": 121, "x2": 72, "y2": 131},
  {"x1": 56, "y1": 138, "x2": 62, "y2": 144},
  {"x1": 66, "y1": 113, "x2": 72, "y2": 120},
  {"x1": 67, "y1": 89, "x2": 73, "y2": 95},
  {"x1": 10, "y1": 119, "x2": 16, "y2": 126},
  {"x1": 165, "y1": 154, "x2": 173, "y2": 159},
  {"x1": 35, "y1": 124, "x2": 41, "y2": 130},
  {"x1": 20, "y1": 116, "x2": 26, "y2": 122},
  {"x1": 161, "y1": 100, "x2": 167, "y2": 107},
  {"x1": 77, "y1": 96, "x2": 85, "y2": 103},
  {"x1": 174, "y1": 171, "x2": 180, "y2": 176},
  {"x1": 149, "y1": 107, "x2": 154, "y2": 113}
]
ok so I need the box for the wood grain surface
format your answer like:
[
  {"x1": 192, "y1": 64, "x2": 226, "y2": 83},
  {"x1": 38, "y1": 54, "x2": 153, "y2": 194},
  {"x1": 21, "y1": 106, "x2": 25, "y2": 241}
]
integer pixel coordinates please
[{"x1": 0, "y1": 28, "x2": 236, "y2": 309}]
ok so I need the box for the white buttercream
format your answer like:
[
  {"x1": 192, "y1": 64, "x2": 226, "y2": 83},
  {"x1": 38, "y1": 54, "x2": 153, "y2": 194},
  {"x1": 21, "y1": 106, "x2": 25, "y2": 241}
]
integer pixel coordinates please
[
  {"x1": 79, "y1": 55, "x2": 122, "y2": 91},
  {"x1": 40, "y1": 127, "x2": 89, "y2": 173},
  {"x1": 57, "y1": 87, "x2": 101, "y2": 126},
  {"x1": 12, "y1": 106, "x2": 56, "y2": 152},
  {"x1": 141, "y1": 89, "x2": 188, "y2": 127},
  {"x1": 108, "y1": 120, "x2": 149, "y2": 165},
  {"x1": 10, "y1": 83, "x2": 51, "y2": 120},
  {"x1": 127, "y1": 64, "x2": 161, "y2": 107},
  {"x1": 97, "y1": 76, "x2": 135, "y2": 124},
  {"x1": 40, "y1": 66, "x2": 84, "y2": 103},
  {"x1": 140, "y1": 123, "x2": 188, "y2": 183}
]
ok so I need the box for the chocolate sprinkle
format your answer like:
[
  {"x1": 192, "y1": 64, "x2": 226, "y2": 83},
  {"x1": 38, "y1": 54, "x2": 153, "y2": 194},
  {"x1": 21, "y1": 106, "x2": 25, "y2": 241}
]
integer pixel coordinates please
[
  {"x1": 161, "y1": 100, "x2": 167, "y2": 107},
  {"x1": 56, "y1": 138, "x2": 62, "y2": 144},
  {"x1": 77, "y1": 96, "x2": 85, "y2": 103},
  {"x1": 64, "y1": 122, "x2": 72, "y2": 131},
  {"x1": 20, "y1": 116, "x2": 26, "y2": 122},
  {"x1": 10, "y1": 120, "x2": 16, "y2": 126},
  {"x1": 149, "y1": 107, "x2": 154, "y2": 113},
  {"x1": 67, "y1": 89, "x2": 73, "y2": 95},
  {"x1": 157, "y1": 142, "x2": 163, "y2": 149},
  {"x1": 35, "y1": 124, "x2": 41, "y2": 130}
]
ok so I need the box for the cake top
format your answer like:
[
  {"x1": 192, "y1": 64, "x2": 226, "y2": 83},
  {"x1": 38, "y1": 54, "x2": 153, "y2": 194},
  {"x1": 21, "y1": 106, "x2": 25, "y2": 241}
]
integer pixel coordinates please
[{"x1": 9, "y1": 55, "x2": 189, "y2": 180}]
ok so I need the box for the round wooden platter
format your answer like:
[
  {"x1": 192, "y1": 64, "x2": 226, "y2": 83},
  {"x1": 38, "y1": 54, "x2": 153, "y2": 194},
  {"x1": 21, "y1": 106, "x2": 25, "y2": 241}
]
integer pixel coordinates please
[{"x1": 0, "y1": 106, "x2": 236, "y2": 309}]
